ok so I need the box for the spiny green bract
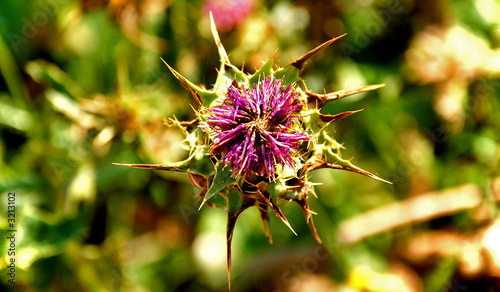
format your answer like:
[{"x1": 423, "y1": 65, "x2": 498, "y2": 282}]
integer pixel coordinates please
[{"x1": 114, "y1": 13, "x2": 390, "y2": 290}]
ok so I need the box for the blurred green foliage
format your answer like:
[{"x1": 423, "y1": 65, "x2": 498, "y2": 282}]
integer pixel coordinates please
[{"x1": 0, "y1": 0, "x2": 499, "y2": 291}]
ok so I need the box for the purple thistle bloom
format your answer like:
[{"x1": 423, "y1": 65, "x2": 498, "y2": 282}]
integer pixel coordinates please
[
  {"x1": 114, "y1": 27, "x2": 389, "y2": 290},
  {"x1": 203, "y1": 0, "x2": 255, "y2": 31},
  {"x1": 207, "y1": 76, "x2": 310, "y2": 178}
]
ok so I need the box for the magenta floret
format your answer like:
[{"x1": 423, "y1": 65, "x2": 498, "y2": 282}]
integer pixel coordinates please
[{"x1": 207, "y1": 76, "x2": 310, "y2": 178}]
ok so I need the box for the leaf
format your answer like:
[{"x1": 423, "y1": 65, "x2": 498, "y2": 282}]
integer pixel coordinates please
[
  {"x1": 257, "y1": 201, "x2": 273, "y2": 244},
  {"x1": 318, "y1": 109, "x2": 364, "y2": 124},
  {"x1": 248, "y1": 58, "x2": 274, "y2": 87},
  {"x1": 113, "y1": 145, "x2": 214, "y2": 177},
  {"x1": 0, "y1": 33, "x2": 33, "y2": 113},
  {"x1": 209, "y1": 11, "x2": 247, "y2": 87},
  {"x1": 294, "y1": 198, "x2": 322, "y2": 244},
  {"x1": 324, "y1": 160, "x2": 392, "y2": 184},
  {"x1": 256, "y1": 182, "x2": 297, "y2": 236},
  {"x1": 161, "y1": 58, "x2": 219, "y2": 108},
  {"x1": 307, "y1": 84, "x2": 385, "y2": 108},
  {"x1": 274, "y1": 35, "x2": 346, "y2": 86},
  {"x1": 306, "y1": 109, "x2": 364, "y2": 134},
  {"x1": 210, "y1": 11, "x2": 231, "y2": 69},
  {"x1": 287, "y1": 34, "x2": 346, "y2": 70},
  {"x1": 225, "y1": 188, "x2": 252, "y2": 291},
  {"x1": 321, "y1": 145, "x2": 392, "y2": 184},
  {"x1": 25, "y1": 60, "x2": 87, "y2": 99},
  {"x1": 0, "y1": 98, "x2": 33, "y2": 131},
  {"x1": 273, "y1": 65, "x2": 301, "y2": 86},
  {"x1": 218, "y1": 64, "x2": 247, "y2": 85},
  {"x1": 202, "y1": 162, "x2": 238, "y2": 207}
]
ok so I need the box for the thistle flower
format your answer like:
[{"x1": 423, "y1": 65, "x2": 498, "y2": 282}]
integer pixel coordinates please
[
  {"x1": 206, "y1": 76, "x2": 310, "y2": 178},
  {"x1": 203, "y1": 0, "x2": 255, "y2": 30},
  {"x1": 114, "y1": 13, "x2": 390, "y2": 290}
]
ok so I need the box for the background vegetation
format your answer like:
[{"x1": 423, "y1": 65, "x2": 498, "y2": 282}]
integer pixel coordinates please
[{"x1": 1, "y1": 0, "x2": 499, "y2": 291}]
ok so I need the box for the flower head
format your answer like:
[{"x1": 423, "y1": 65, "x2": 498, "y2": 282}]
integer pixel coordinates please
[
  {"x1": 206, "y1": 76, "x2": 309, "y2": 178},
  {"x1": 114, "y1": 14, "x2": 390, "y2": 290},
  {"x1": 203, "y1": 0, "x2": 255, "y2": 30}
]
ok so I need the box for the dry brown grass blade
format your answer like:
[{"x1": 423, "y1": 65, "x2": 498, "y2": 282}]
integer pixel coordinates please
[{"x1": 337, "y1": 179, "x2": 500, "y2": 244}]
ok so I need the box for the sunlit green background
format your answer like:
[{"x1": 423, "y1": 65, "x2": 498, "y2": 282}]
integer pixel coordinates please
[{"x1": 1, "y1": 0, "x2": 499, "y2": 291}]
